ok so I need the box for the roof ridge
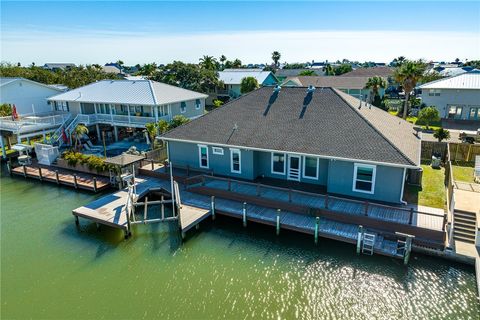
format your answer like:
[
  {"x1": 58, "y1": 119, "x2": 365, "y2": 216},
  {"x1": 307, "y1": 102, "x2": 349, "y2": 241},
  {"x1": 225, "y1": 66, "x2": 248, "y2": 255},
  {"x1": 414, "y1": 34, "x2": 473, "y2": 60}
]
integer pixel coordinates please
[
  {"x1": 419, "y1": 71, "x2": 478, "y2": 88},
  {"x1": 332, "y1": 88, "x2": 416, "y2": 166},
  {"x1": 147, "y1": 80, "x2": 158, "y2": 105}
]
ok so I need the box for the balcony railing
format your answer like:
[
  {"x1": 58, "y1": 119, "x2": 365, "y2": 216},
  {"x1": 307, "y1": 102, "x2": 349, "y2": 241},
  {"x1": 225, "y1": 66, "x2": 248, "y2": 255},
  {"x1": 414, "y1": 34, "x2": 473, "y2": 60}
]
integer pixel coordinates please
[
  {"x1": 74, "y1": 113, "x2": 168, "y2": 127},
  {"x1": 0, "y1": 112, "x2": 71, "y2": 134}
]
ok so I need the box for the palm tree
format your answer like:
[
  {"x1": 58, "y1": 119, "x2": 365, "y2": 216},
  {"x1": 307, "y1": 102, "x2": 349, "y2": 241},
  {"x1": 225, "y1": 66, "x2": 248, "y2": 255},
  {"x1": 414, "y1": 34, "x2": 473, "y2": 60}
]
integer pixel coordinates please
[
  {"x1": 365, "y1": 76, "x2": 387, "y2": 103},
  {"x1": 393, "y1": 60, "x2": 426, "y2": 119},
  {"x1": 324, "y1": 64, "x2": 335, "y2": 76},
  {"x1": 145, "y1": 122, "x2": 158, "y2": 150},
  {"x1": 74, "y1": 125, "x2": 89, "y2": 150},
  {"x1": 271, "y1": 51, "x2": 281, "y2": 68},
  {"x1": 199, "y1": 55, "x2": 217, "y2": 71}
]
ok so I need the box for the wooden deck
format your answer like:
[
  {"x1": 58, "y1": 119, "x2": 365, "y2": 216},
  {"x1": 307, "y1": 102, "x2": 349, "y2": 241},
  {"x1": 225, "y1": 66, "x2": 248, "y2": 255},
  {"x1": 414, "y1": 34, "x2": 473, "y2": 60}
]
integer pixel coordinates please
[
  {"x1": 10, "y1": 164, "x2": 110, "y2": 192},
  {"x1": 179, "y1": 205, "x2": 211, "y2": 233}
]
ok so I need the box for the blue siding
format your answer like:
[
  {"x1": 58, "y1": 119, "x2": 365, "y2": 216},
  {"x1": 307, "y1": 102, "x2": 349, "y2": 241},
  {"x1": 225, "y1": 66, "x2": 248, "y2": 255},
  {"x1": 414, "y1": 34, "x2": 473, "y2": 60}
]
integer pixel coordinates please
[
  {"x1": 327, "y1": 160, "x2": 404, "y2": 203},
  {"x1": 262, "y1": 74, "x2": 279, "y2": 86}
]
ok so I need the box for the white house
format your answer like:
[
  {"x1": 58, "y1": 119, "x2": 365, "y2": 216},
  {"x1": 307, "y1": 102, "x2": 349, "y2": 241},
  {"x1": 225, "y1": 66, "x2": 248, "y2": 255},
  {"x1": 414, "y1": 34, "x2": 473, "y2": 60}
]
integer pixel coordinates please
[
  {"x1": 0, "y1": 77, "x2": 65, "y2": 115},
  {"x1": 419, "y1": 72, "x2": 480, "y2": 121},
  {"x1": 47, "y1": 79, "x2": 208, "y2": 142},
  {"x1": 216, "y1": 69, "x2": 278, "y2": 99}
]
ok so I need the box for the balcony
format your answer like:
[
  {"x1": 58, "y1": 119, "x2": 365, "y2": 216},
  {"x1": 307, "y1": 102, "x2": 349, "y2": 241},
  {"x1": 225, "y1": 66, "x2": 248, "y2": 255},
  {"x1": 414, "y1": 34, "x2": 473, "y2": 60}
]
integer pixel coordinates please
[
  {"x1": 76, "y1": 113, "x2": 169, "y2": 128},
  {"x1": 0, "y1": 112, "x2": 71, "y2": 134}
]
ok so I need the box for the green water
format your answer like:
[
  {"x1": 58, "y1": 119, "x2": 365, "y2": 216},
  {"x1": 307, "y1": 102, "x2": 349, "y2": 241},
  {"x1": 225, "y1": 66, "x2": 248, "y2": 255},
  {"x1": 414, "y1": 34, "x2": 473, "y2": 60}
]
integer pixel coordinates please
[{"x1": 1, "y1": 169, "x2": 479, "y2": 319}]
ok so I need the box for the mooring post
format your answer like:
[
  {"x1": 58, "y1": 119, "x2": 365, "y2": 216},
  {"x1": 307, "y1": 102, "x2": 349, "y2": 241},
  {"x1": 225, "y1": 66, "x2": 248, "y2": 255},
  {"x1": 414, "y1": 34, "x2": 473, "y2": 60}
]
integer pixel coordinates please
[
  {"x1": 144, "y1": 196, "x2": 148, "y2": 224},
  {"x1": 211, "y1": 196, "x2": 216, "y2": 220},
  {"x1": 356, "y1": 225, "x2": 364, "y2": 254},
  {"x1": 73, "y1": 174, "x2": 78, "y2": 189},
  {"x1": 276, "y1": 209, "x2": 281, "y2": 236},
  {"x1": 38, "y1": 167, "x2": 43, "y2": 181},
  {"x1": 93, "y1": 177, "x2": 97, "y2": 192},
  {"x1": 314, "y1": 216, "x2": 320, "y2": 244},
  {"x1": 161, "y1": 195, "x2": 165, "y2": 220},
  {"x1": 404, "y1": 236, "x2": 413, "y2": 265},
  {"x1": 22, "y1": 165, "x2": 27, "y2": 178},
  {"x1": 74, "y1": 215, "x2": 79, "y2": 226},
  {"x1": 55, "y1": 170, "x2": 60, "y2": 184},
  {"x1": 151, "y1": 159, "x2": 154, "y2": 171},
  {"x1": 242, "y1": 202, "x2": 247, "y2": 227}
]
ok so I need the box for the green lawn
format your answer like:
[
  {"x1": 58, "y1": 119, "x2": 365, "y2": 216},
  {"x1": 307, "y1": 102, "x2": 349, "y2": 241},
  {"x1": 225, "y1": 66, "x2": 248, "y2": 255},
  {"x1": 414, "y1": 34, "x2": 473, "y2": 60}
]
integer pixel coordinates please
[
  {"x1": 404, "y1": 164, "x2": 446, "y2": 209},
  {"x1": 452, "y1": 165, "x2": 475, "y2": 183}
]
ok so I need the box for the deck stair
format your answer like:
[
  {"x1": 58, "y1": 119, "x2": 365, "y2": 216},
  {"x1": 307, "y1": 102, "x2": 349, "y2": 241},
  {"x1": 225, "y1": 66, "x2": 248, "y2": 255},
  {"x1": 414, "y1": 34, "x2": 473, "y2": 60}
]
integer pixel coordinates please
[
  {"x1": 453, "y1": 210, "x2": 477, "y2": 244},
  {"x1": 362, "y1": 233, "x2": 376, "y2": 255}
]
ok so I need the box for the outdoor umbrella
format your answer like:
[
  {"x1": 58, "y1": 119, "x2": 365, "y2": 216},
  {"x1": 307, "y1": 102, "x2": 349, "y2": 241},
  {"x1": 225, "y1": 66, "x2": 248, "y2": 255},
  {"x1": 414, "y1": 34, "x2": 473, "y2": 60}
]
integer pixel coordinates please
[{"x1": 11, "y1": 104, "x2": 18, "y2": 120}]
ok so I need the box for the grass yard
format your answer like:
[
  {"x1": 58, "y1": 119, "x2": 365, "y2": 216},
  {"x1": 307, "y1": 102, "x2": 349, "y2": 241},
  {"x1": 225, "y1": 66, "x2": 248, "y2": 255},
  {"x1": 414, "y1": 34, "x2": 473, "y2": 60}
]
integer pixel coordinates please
[
  {"x1": 452, "y1": 165, "x2": 475, "y2": 183},
  {"x1": 404, "y1": 164, "x2": 446, "y2": 209}
]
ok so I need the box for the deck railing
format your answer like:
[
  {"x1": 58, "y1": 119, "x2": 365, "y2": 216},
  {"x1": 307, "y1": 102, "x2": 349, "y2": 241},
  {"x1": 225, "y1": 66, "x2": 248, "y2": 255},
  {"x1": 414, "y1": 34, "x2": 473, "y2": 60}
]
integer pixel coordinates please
[{"x1": 183, "y1": 174, "x2": 447, "y2": 231}]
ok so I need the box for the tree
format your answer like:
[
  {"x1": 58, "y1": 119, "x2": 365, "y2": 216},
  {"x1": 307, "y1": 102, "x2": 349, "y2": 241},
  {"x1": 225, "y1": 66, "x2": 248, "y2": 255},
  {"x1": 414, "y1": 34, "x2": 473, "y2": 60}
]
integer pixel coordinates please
[
  {"x1": 390, "y1": 56, "x2": 406, "y2": 67},
  {"x1": 157, "y1": 120, "x2": 170, "y2": 135},
  {"x1": 271, "y1": 51, "x2": 281, "y2": 67},
  {"x1": 137, "y1": 63, "x2": 158, "y2": 76},
  {"x1": 365, "y1": 76, "x2": 387, "y2": 103},
  {"x1": 213, "y1": 99, "x2": 224, "y2": 108},
  {"x1": 232, "y1": 59, "x2": 242, "y2": 68},
  {"x1": 417, "y1": 106, "x2": 440, "y2": 130},
  {"x1": 199, "y1": 55, "x2": 217, "y2": 71},
  {"x1": 393, "y1": 59, "x2": 427, "y2": 119},
  {"x1": 334, "y1": 63, "x2": 353, "y2": 75},
  {"x1": 74, "y1": 125, "x2": 89, "y2": 149},
  {"x1": 324, "y1": 64, "x2": 335, "y2": 76},
  {"x1": 433, "y1": 128, "x2": 450, "y2": 142},
  {"x1": 422, "y1": 71, "x2": 443, "y2": 84},
  {"x1": 464, "y1": 60, "x2": 480, "y2": 69},
  {"x1": 145, "y1": 122, "x2": 158, "y2": 150},
  {"x1": 0, "y1": 103, "x2": 12, "y2": 117},
  {"x1": 240, "y1": 77, "x2": 259, "y2": 94},
  {"x1": 170, "y1": 115, "x2": 190, "y2": 128},
  {"x1": 298, "y1": 70, "x2": 315, "y2": 76}
]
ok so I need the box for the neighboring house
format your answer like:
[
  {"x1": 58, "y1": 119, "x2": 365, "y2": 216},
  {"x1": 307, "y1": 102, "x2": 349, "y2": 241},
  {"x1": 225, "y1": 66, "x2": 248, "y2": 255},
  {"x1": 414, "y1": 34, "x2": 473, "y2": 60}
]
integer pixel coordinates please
[
  {"x1": 0, "y1": 77, "x2": 65, "y2": 115},
  {"x1": 102, "y1": 65, "x2": 123, "y2": 75},
  {"x1": 217, "y1": 69, "x2": 278, "y2": 99},
  {"x1": 275, "y1": 69, "x2": 325, "y2": 82},
  {"x1": 340, "y1": 66, "x2": 394, "y2": 78},
  {"x1": 47, "y1": 79, "x2": 208, "y2": 141},
  {"x1": 43, "y1": 63, "x2": 76, "y2": 71},
  {"x1": 419, "y1": 72, "x2": 480, "y2": 121},
  {"x1": 161, "y1": 86, "x2": 420, "y2": 204},
  {"x1": 281, "y1": 76, "x2": 386, "y2": 100}
]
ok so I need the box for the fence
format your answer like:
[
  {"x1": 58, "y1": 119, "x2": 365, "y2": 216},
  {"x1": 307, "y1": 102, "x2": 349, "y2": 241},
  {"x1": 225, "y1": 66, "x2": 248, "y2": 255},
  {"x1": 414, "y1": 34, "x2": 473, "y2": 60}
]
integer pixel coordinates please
[
  {"x1": 144, "y1": 147, "x2": 167, "y2": 162},
  {"x1": 421, "y1": 141, "x2": 480, "y2": 163},
  {"x1": 421, "y1": 141, "x2": 448, "y2": 161}
]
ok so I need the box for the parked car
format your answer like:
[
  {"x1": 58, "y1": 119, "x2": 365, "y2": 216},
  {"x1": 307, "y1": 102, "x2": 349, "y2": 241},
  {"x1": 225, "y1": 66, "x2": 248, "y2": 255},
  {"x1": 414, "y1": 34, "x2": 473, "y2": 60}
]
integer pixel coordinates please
[{"x1": 459, "y1": 129, "x2": 480, "y2": 144}]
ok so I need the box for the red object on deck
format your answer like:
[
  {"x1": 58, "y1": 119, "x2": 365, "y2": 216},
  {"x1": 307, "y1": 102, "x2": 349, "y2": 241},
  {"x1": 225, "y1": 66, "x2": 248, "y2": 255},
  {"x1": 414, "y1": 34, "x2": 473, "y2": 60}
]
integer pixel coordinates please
[
  {"x1": 11, "y1": 104, "x2": 18, "y2": 120},
  {"x1": 62, "y1": 128, "x2": 68, "y2": 144}
]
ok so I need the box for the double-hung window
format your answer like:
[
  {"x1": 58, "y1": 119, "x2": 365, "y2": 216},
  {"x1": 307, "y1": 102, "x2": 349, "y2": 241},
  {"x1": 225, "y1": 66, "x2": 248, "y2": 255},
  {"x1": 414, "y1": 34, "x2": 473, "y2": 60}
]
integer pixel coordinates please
[
  {"x1": 180, "y1": 102, "x2": 187, "y2": 113},
  {"x1": 353, "y1": 163, "x2": 376, "y2": 194},
  {"x1": 271, "y1": 152, "x2": 286, "y2": 174},
  {"x1": 230, "y1": 149, "x2": 241, "y2": 174},
  {"x1": 303, "y1": 156, "x2": 319, "y2": 179},
  {"x1": 195, "y1": 99, "x2": 201, "y2": 110},
  {"x1": 198, "y1": 145, "x2": 209, "y2": 168}
]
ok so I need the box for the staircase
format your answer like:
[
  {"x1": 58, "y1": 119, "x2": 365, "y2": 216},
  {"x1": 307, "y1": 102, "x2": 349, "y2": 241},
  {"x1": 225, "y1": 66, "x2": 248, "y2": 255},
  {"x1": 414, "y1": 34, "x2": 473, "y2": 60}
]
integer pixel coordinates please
[
  {"x1": 362, "y1": 233, "x2": 376, "y2": 255},
  {"x1": 50, "y1": 114, "x2": 90, "y2": 147},
  {"x1": 453, "y1": 210, "x2": 477, "y2": 244}
]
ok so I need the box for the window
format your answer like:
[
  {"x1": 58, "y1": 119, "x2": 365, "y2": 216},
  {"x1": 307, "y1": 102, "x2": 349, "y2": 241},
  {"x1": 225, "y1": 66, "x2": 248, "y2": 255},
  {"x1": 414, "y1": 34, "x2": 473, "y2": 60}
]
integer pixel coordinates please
[
  {"x1": 303, "y1": 156, "x2": 319, "y2": 179},
  {"x1": 212, "y1": 147, "x2": 224, "y2": 155},
  {"x1": 195, "y1": 99, "x2": 201, "y2": 110},
  {"x1": 448, "y1": 105, "x2": 463, "y2": 119},
  {"x1": 230, "y1": 149, "x2": 241, "y2": 174},
  {"x1": 353, "y1": 163, "x2": 376, "y2": 194},
  {"x1": 198, "y1": 145, "x2": 209, "y2": 168},
  {"x1": 180, "y1": 102, "x2": 187, "y2": 113},
  {"x1": 469, "y1": 107, "x2": 480, "y2": 120},
  {"x1": 271, "y1": 152, "x2": 286, "y2": 174},
  {"x1": 428, "y1": 89, "x2": 441, "y2": 96}
]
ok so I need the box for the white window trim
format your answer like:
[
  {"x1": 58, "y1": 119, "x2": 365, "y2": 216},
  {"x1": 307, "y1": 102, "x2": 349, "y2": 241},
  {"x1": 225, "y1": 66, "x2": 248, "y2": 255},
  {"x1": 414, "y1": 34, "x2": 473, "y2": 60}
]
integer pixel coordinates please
[
  {"x1": 302, "y1": 156, "x2": 319, "y2": 180},
  {"x1": 198, "y1": 144, "x2": 209, "y2": 169},
  {"x1": 230, "y1": 148, "x2": 241, "y2": 174},
  {"x1": 212, "y1": 147, "x2": 224, "y2": 155},
  {"x1": 271, "y1": 152, "x2": 286, "y2": 175},
  {"x1": 352, "y1": 163, "x2": 376, "y2": 194}
]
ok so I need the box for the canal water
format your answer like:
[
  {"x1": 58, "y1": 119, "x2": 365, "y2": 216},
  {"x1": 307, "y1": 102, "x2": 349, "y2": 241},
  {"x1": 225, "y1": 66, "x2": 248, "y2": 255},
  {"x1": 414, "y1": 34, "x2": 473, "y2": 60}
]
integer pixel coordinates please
[{"x1": 1, "y1": 170, "x2": 479, "y2": 319}]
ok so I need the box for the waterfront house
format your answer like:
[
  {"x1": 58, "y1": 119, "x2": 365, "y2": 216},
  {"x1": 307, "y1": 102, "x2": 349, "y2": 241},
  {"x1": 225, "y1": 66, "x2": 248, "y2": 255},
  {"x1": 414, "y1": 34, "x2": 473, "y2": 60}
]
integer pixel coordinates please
[
  {"x1": 419, "y1": 72, "x2": 480, "y2": 122},
  {"x1": 281, "y1": 76, "x2": 386, "y2": 100},
  {"x1": 161, "y1": 86, "x2": 420, "y2": 204},
  {"x1": 216, "y1": 69, "x2": 278, "y2": 99},
  {"x1": 0, "y1": 77, "x2": 65, "y2": 115},
  {"x1": 47, "y1": 79, "x2": 208, "y2": 142}
]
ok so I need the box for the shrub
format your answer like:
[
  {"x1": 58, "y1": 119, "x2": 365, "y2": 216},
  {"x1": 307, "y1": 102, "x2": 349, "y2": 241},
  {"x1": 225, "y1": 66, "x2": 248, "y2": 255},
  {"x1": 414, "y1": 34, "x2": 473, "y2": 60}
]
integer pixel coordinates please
[{"x1": 417, "y1": 106, "x2": 440, "y2": 129}]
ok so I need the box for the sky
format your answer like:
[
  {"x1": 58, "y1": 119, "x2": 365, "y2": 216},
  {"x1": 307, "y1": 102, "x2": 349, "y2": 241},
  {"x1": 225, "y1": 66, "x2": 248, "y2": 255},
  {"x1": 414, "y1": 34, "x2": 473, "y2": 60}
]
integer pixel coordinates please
[{"x1": 1, "y1": 1, "x2": 479, "y2": 65}]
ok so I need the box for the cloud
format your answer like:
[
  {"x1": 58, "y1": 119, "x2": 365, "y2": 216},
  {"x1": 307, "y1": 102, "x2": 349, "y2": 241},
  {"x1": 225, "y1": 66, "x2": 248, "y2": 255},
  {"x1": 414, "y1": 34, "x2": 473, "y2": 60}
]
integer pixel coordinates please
[{"x1": 2, "y1": 29, "x2": 479, "y2": 65}]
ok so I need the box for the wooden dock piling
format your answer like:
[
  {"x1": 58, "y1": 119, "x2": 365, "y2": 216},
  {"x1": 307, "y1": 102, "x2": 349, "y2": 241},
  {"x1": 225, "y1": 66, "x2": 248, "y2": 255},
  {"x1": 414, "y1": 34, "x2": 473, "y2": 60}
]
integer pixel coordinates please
[
  {"x1": 144, "y1": 196, "x2": 148, "y2": 223},
  {"x1": 211, "y1": 196, "x2": 215, "y2": 220},
  {"x1": 276, "y1": 209, "x2": 281, "y2": 235},
  {"x1": 23, "y1": 165, "x2": 27, "y2": 178},
  {"x1": 73, "y1": 174, "x2": 78, "y2": 189},
  {"x1": 93, "y1": 177, "x2": 97, "y2": 192},
  {"x1": 38, "y1": 167, "x2": 43, "y2": 181},
  {"x1": 356, "y1": 225, "x2": 364, "y2": 254},
  {"x1": 55, "y1": 170, "x2": 60, "y2": 184},
  {"x1": 242, "y1": 202, "x2": 247, "y2": 227},
  {"x1": 314, "y1": 217, "x2": 320, "y2": 244}
]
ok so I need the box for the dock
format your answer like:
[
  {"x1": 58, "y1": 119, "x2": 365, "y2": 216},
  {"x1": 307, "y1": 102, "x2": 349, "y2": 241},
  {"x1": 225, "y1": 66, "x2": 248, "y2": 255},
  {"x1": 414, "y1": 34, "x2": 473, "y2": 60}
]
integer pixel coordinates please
[{"x1": 10, "y1": 164, "x2": 110, "y2": 192}]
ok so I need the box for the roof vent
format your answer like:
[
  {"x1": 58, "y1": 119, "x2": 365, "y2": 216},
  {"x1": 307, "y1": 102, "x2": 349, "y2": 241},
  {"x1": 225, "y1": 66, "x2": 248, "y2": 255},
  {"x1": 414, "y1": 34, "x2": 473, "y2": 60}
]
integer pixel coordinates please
[
  {"x1": 273, "y1": 85, "x2": 281, "y2": 92},
  {"x1": 307, "y1": 85, "x2": 316, "y2": 92}
]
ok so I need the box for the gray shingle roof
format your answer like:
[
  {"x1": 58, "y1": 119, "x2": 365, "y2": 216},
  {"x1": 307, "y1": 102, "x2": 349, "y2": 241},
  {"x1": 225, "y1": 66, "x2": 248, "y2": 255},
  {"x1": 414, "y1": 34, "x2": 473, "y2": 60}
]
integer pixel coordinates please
[
  {"x1": 340, "y1": 66, "x2": 394, "y2": 77},
  {"x1": 162, "y1": 87, "x2": 420, "y2": 167},
  {"x1": 287, "y1": 76, "x2": 375, "y2": 90}
]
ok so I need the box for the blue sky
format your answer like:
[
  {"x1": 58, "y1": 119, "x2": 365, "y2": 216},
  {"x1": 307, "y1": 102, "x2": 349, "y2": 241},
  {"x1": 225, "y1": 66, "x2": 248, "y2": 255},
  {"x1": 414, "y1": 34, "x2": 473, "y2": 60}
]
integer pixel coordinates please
[{"x1": 1, "y1": 1, "x2": 479, "y2": 65}]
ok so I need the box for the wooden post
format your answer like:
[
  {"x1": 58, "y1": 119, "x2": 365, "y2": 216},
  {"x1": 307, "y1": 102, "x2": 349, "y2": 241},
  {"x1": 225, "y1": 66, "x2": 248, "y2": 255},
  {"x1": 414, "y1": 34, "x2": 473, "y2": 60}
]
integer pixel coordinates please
[
  {"x1": 55, "y1": 170, "x2": 60, "y2": 184},
  {"x1": 404, "y1": 236, "x2": 413, "y2": 265},
  {"x1": 356, "y1": 225, "x2": 364, "y2": 254},
  {"x1": 151, "y1": 159, "x2": 154, "y2": 171},
  {"x1": 38, "y1": 167, "x2": 43, "y2": 181},
  {"x1": 73, "y1": 174, "x2": 78, "y2": 189},
  {"x1": 314, "y1": 217, "x2": 320, "y2": 244},
  {"x1": 364, "y1": 202, "x2": 369, "y2": 216},
  {"x1": 242, "y1": 202, "x2": 247, "y2": 227},
  {"x1": 466, "y1": 144, "x2": 472, "y2": 162},
  {"x1": 93, "y1": 177, "x2": 97, "y2": 192},
  {"x1": 161, "y1": 195, "x2": 165, "y2": 220},
  {"x1": 23, "y1": 165, "x2": 27, "y2": 178},
  {"x1": 325, "y1": 194, "x2": 329, "y2": 209},
  {"x1": 143, "y1": 196, "x2": 148, "y2": 223},
  {"x1": 409, "y1": 208, "x2": 414, "y2": 225},
  {"x1": 276, "y1": 209, "x2": 281, "y2": 236},
  {"x1": 75, "y1": 215, "x2": 79, "y2": 226},
  {"x1": 211, "y1": 196, "x2": 216, "y2": 220}
]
